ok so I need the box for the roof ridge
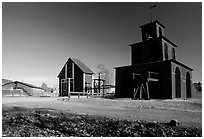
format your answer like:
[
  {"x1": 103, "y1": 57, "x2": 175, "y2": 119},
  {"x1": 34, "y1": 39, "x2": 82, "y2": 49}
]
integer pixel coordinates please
[
  {"x1": 57, "y1": 58, "x2": 94, "y2": 77},
  {"x1": 2, "y1": 81, "x2": 44, "y2": 89},
  {"x1": 71, "y1": 58, "x2": 94, "y2": 74}
]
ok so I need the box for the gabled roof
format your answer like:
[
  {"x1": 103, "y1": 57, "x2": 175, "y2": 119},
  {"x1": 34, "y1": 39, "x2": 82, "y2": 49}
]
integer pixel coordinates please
[
  {"x1": 57, "y1": 58, "x2": 94, "y2": 77},
  {"x1": 2, "y1": 78, "x2": 12, "y2": 84},
  {"x1": 71, "y1": 58, "x2": 94, "y2": 74},
  {"x1": 2, "y1": 81, "x2": 44, "y2": 90}
]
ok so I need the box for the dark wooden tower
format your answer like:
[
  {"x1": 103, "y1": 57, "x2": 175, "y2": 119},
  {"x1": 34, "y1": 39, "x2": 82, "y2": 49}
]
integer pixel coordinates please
[{"x1": 115, "y1": 20, "x2": 193, "y2": 99}]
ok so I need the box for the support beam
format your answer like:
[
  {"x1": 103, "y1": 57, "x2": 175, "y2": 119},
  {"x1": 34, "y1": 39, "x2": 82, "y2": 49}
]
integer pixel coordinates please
[
  {"x1": 146, "y1": 82, "x2": 150, "y2": 100},
  {"x1": 139, "y1": 84, "x2": 142, "y2": 99},
  {"x1": 65, "y1": 63, "x2": 67, "y2": 79},
  {"x1": 133, "y1": 86, "x2": 139, "y2": 99},
  {"x1": 92, "y1": 74, "x2": 94, "y2": 95},
  {"x1": 72, "y1": 62, "x2": 74, "y2": 78},
  {"x1": 72, "y1": 62, "x2": 75, "y2": 91},
  {"x1": 83, "y1": 73, "x2": 86, "y2": 92},
  {"x1": 98, "y1": 73, "x2": 100, "y2": 96}
]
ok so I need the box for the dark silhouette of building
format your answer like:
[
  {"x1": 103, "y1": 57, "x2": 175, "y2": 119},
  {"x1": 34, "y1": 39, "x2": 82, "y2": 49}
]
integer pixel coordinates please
[
  {"x1": 115, "y1": 20, "x2": 193, "y2": 99},
  {"x1": 57, "y1": 58, "x2": 94, "y2": 97}
]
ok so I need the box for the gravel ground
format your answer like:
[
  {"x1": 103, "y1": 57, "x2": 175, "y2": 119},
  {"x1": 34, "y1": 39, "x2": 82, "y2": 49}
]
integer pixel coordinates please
[
  {"x1": 2, "y1": 107, "x2": 201, "y2": 137},
  {"x1": 2, "y1": 97, "x2": 202, "y2": 129}
]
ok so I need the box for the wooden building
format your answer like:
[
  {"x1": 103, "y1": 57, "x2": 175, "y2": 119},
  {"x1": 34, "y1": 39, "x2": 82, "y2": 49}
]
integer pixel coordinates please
[
  {"x1": 115, "y1": 20, "x2": 193, "y2": 99},
  {"x1": 2, "y1": 81, "x2": 45, "y2": 97},
  {"x1": 57, "y1": 58, "x2": 94, "y2": 97}
]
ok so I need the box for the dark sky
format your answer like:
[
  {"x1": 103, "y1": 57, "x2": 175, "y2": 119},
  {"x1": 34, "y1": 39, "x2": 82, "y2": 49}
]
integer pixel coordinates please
[{"x1": 2, "y1": 2, "x2": 202, "y2": 86}]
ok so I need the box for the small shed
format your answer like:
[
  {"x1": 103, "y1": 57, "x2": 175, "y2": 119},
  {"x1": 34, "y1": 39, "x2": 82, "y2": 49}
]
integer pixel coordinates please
[{"x1": 57, "y1": 58, "x2": 94, "y2": 97}]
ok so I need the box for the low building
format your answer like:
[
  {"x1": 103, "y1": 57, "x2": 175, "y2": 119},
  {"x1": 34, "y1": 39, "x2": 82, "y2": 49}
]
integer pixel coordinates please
[
  {"x1": 2, "y1": 81, "x2": 45, "y2": 97},
  {"x1": 57, "y1": 58, "x2": 94, "y2": 97}
]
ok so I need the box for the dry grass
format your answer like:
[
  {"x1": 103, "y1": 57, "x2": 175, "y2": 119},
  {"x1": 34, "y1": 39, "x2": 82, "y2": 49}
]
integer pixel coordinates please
[
  {"x1": 2, "y1": 97, "x2": 202, "y2": 129},
  {"x1": 2, "y1": 106, "x2": 202, "y2": 137}
]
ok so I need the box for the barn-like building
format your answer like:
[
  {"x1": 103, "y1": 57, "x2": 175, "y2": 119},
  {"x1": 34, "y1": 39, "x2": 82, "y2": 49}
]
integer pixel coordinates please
[
  {"x1": 57, "y1": 58, "x2": 94, "y2": 97},
  {"x1": 2, "y1": 81, "x2": 45, "y2": 97},
  {"x1": 115, "y1": 20, "x2": 193, "y2": 99}
]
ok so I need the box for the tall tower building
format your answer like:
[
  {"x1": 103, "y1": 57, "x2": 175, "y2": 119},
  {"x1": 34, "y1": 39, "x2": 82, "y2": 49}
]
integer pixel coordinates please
[{"x1": 115, "y1": 20, "x2": 193, "y2": 99}]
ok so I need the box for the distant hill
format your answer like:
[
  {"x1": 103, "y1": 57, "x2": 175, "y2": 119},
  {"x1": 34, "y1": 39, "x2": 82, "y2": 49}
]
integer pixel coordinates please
[{"x1": 2, "y1": 78, "x2": 12, "y2": 85}]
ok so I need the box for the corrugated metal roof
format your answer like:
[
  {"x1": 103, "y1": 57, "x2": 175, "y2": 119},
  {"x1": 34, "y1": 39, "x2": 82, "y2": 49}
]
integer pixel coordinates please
[
  {"x1": 2, "y1": 81, "x2": 44, "y2": 90},
  {"x1": 71, "y1": 58, "x2": 94, "y2": 74},
  {"x1": 2, "y1": 78, "x2": 12, "y2": 84}
]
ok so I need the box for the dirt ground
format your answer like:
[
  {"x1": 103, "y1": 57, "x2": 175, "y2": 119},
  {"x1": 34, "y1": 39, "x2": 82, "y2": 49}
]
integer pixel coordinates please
[{"x1": 2, "y1": 97, "x2": 202, "y2": 129}]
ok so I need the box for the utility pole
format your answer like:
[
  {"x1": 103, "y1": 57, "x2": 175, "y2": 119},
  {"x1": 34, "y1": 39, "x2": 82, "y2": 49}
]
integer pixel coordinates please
[
  {"x1": 97, "y1": 72, "x2": 106, "y2": 96},
  {"x1": 98, "y1": 73, "x2": 100, "y2": 96}
]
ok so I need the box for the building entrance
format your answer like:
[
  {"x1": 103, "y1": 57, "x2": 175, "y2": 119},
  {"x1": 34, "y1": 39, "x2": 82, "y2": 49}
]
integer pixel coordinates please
[
  {"x1": 61, "y1": 78, "x2": 74, "y2": 97},
  {"x1": 186, "y1": 72, "x2": 191, "y2": 98},
  {"x1": 175, "y1": 67, "x2": 181, "y2": 98}
]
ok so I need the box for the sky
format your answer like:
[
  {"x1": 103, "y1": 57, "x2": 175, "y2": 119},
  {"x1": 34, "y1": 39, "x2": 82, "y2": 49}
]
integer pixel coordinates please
[{"x1": 2, "y1": 2, "x2": 202, "y2": 87}]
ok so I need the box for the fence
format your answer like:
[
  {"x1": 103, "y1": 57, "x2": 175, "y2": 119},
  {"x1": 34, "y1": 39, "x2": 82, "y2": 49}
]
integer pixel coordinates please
[
  {"x1": 2, "y1": 89, "x2": 59, "y2": 97},
  {"x1": 67, "y1": 87, "x2": 115, "y2": 99}
]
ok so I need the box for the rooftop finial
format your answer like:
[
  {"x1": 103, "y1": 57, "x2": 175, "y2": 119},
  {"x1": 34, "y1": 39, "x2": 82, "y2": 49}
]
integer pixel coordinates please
[{"x1": 150, "y1": 5, "x2": 157, "y2": 22}]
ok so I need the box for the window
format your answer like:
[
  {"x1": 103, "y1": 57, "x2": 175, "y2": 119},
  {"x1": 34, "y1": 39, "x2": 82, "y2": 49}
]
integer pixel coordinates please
[
  {"x1": 164, "y1": 43, "x2": 168, "y2": 60},
  {"x1": 172, "y1": 48, "x2": 176, "y2": 60},
  {"x1": 175, "y1": 67, "x2": 181, "y2": 98},
  {"x1": 186, "y1": 72, "x2": 191, "y2": 98},
  {"x1": 159, "y1": 27, "x2": 162, "y2": 37}
]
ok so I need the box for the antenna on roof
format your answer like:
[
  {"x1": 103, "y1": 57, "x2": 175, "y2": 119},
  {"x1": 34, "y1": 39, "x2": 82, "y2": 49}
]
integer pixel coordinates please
[{"x1": 150, "y1": 5, "x2": 157, "y2": 22}]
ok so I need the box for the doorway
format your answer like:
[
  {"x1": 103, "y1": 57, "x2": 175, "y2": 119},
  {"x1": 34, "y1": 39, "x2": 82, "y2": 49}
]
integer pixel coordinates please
[
  {"x1": 175, "y1": 67, "x2": 181, "y2": 98},
  {"x1": 186, "y1": 72, "x2": 191, "y2": 98},
  {"x1": 61, "y1": 78, "x2": 74, "y2": 97}
]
